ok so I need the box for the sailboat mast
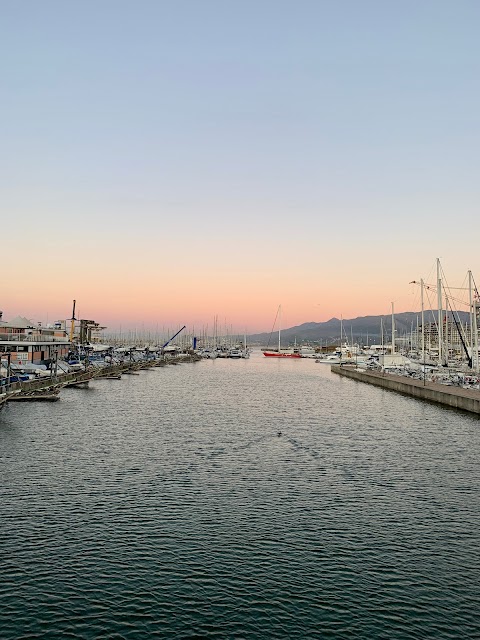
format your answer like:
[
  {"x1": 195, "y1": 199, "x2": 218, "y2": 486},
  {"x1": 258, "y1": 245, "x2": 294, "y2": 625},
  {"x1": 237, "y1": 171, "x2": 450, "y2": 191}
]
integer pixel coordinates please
[
  {"x1": 474, "y1": 294, "x2": 479, "y2": 374},
  {"x1": 391, "y1": 302, "x2": 395, "y2": 354},
  {"x1": 469, "y1": 270, "x2": 474, "y2": 369},
  {"x1": 437, "y1": 258, "x2": 443, "y2": 365},
  {"x1": 470, "y1": 270, "x2": 479, "y2": 373},
  {"x1": 278, "y1": 305, "x2": 282, "y2": 352},
  {"x1": 445, "y1": 297, "x2": 449, "y2": 366},
  {"x1": 421, "y1": 278, "x2": 425, "y2": 364}
]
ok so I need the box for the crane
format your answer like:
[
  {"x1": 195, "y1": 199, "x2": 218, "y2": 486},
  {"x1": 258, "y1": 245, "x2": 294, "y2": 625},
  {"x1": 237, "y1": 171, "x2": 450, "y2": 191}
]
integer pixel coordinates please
[
  {"x1": 161, "y1": 325, "x2": 186, "y2": 350},
  {"x1": 69, "y1": 300, "x2": 76, "y2": 343}
]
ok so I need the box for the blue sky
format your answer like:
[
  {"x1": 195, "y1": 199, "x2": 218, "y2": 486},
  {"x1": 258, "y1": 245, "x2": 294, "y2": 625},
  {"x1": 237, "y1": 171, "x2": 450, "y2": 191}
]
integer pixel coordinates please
[{"x1": 1, "y1": 1, "x2": 479, "y2": 329}]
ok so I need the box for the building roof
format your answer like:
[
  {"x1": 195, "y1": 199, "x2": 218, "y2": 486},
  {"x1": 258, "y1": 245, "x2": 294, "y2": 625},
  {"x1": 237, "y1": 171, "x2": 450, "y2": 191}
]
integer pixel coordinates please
[{"x1": 0, "y1": 316, "x2": 35, "y2": 329}]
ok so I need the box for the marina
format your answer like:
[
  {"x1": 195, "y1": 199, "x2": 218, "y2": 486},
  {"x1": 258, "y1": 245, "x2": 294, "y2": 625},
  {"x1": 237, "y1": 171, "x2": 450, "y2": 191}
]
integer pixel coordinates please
[
  {"x1": 0, "y1": 349, "x2": 202, "y2": 405},
  {"x1": 0, "y1": 311, "x2": 206, "y2": 406},
  {"x1": 1, "y1": 352, "x2": 479, "y2": 638},
  {"x1": 4, "y1": 3, "x2": 480, "y2": 637},
  {"x1": 1, "y1": 287, "x2": 479, "y2": 638}
]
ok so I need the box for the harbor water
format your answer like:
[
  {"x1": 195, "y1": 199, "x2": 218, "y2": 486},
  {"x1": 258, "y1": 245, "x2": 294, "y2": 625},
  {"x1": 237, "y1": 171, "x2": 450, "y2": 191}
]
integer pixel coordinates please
[{"x1": 1, "y1": 353, "x2": 479, "y2": 638}]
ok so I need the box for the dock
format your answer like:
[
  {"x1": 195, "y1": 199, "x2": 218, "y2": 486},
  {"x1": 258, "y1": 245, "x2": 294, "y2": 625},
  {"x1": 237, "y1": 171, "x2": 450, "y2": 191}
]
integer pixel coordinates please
[
  {"x1": 8, "y1": 393, "x2": 60, "y2": 402},
  {"x1": 331, "y1": 365, "x2": 480, "y2": 416},
  {"x1": 0, "y1": 353, "x2": 202, "y2": 406},
  {"x1": 62, "y1": 371, "x2": 94, "y2": 388}
]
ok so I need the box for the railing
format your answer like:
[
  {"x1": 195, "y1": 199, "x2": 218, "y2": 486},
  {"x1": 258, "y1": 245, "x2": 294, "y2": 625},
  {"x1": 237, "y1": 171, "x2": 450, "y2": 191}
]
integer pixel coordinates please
[{"x1": 0, "y1": 333, "x2": 70, "y2": 343}]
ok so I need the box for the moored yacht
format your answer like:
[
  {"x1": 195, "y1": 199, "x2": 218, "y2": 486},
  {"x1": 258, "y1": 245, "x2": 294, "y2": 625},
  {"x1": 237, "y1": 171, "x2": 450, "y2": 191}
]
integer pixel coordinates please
[
  {"x1": 263, "y1": 306, "x2": 303, "y2": 358},
  {"x1": 263, "y1": 348, "x2": 302, "y2": 358}
]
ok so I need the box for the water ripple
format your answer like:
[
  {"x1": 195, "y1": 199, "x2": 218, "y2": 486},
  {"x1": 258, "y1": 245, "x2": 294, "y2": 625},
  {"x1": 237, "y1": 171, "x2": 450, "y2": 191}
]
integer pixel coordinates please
[{"x1": 1, "y1": 354, "x2": 479, "y2": 638}]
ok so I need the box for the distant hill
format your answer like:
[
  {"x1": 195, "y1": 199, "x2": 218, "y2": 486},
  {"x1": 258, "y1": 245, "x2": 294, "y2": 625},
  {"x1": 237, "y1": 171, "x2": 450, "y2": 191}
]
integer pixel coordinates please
[{"x1": 248, "y1": 311, "x2": 470, "y2": 347}]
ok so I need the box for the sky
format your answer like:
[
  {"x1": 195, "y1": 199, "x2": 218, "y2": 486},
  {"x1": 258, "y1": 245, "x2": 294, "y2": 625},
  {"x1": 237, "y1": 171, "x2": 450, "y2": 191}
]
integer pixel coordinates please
[{"x1": 1, "y1": 0, "x2": 479, "y2": 332}]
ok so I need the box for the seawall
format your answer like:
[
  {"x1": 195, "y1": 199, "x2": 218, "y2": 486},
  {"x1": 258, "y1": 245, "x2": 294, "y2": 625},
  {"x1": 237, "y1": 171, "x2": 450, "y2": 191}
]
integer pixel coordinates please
[{"x1": 331, "y1": 365, "x2": 480, "y2": 416}]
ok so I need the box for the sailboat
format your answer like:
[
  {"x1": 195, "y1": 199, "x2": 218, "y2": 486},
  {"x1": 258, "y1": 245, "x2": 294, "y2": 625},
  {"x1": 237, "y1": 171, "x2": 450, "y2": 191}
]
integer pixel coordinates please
[{"x1": 263, "y1": 306, "x2": 302, "y2": 358}]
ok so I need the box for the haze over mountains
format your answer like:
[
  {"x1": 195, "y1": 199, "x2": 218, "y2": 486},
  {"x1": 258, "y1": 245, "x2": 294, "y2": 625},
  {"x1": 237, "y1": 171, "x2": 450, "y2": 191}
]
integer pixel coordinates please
[{"x1": 248, "y1": 311, "x2": 470, "y2": 346}]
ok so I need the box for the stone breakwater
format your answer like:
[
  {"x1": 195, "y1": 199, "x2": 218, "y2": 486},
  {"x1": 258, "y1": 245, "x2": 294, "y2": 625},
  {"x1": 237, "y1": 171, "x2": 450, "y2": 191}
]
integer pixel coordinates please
[{"x1": 331, "y1": 365, "x2": 480, "y2": 416}]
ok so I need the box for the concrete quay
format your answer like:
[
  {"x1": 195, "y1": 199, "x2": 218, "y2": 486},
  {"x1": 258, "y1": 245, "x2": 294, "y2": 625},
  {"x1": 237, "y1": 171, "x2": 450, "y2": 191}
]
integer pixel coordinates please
[{"x1": 331, "y1": 365, "x2": 480, "y2": 416}]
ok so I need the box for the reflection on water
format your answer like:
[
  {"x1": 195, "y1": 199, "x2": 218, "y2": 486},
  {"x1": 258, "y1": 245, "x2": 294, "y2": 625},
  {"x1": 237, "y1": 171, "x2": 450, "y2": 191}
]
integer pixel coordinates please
[{"x1": 1, "y1": 353, "x2": 479, "y2": 638}]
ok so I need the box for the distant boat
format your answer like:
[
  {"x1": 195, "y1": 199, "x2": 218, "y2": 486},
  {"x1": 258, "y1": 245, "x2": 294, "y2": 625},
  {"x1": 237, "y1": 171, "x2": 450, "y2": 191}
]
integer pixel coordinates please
[
  {"x1": 299, "y1": 346, "x2": 317, "y2": 358},
  {"x1": 263, "y1": 349, "x2": 302, "y2": 358},
  {"x1": 263, "y1": 306, "x2": 302, "y2": 358}
]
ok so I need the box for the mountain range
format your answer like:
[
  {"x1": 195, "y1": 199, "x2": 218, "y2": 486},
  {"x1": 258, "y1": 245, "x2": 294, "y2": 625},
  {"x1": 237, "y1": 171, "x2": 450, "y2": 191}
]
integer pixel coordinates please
[{"x1": 247, "y1": 311, "x2": 470, "y2": 346}]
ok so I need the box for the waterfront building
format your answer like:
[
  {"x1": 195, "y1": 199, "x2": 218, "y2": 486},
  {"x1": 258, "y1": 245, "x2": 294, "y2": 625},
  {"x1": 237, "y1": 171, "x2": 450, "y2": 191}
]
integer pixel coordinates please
[
  {"x1": 418, "y1": 316, "x2": 479, "y2": 359},
  {"x1": 54, "y1": 318, "x2": 107, "y2": 344},
  {"x1": 0, "y1": 313, "x2": 70, "y2": 366}
]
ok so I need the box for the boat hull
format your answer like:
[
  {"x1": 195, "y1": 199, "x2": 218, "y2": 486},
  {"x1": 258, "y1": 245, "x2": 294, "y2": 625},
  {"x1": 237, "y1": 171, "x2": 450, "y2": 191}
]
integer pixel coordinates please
[{"x1": 263, "y1": 351, "x2": 302, "y2": 358}]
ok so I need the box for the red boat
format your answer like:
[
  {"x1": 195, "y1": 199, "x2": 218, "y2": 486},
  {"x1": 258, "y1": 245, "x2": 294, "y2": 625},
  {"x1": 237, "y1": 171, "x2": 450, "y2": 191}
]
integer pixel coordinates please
[
  {"x1": 263, "y1": 305, "x2": 302, "y2": 358},
  {"x1": 263, "y1": 350, "x2": 302, "y2": 358}
]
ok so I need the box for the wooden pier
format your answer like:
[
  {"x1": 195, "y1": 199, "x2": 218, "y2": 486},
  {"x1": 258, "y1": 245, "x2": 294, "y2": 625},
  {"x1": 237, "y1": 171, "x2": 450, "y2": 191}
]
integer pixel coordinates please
[
  {"x1": 8, "y1": 392, "x2": 60, "y2": 402},
  {"x1": 0, "y1": 353, "x2": 202, "y2": 407}
]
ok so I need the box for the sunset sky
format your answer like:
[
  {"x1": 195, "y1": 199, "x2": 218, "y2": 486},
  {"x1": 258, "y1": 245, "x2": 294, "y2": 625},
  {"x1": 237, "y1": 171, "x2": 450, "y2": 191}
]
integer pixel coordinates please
[{"x1": 2, "y1": 1, "x2": 479, "y2": 332}]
